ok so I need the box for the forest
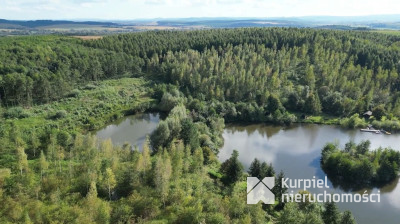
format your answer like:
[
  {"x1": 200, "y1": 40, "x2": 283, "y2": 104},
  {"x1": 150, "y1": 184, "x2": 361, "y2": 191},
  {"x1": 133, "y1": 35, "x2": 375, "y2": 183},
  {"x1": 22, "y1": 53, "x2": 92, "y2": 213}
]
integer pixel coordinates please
[
  {"x1": 2, "y1": 27, "x2": 400, "y2": 223},
  {"x1": 2, "y1": 29, "x2": 400, "y2": 128},
  {"x1": 321, "y1": 140, "x2": 400, "y2": 187}
]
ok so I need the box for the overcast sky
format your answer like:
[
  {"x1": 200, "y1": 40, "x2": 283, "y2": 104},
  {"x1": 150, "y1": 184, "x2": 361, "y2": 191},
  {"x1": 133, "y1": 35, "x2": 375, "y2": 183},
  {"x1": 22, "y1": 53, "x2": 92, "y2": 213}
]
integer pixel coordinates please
[{"x1": 1, "y1": 0, "x2": 400, "y2": 20}]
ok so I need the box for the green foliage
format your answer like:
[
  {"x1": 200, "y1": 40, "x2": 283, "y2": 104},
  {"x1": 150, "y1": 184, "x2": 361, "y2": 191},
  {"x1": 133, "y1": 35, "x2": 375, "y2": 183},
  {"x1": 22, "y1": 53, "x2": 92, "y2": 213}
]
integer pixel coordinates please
[
  {"x1": 220, "y1": 150, "x2": 243, "y2": 185},
  {"x1": 66, "y1": 89, "x2": 81, "y2": 98},
  {"x1": 372, "y1": 104, "x2": 386, "y2": 120},
  {"x1": 180, "y1": 118, "x2": 200, "y2": 150},
  {"x1": 3, "y1": 107, "x2": 31, "y2": 119},
  {"x1": 248, "y1": 158, "x2": 262, "y2": 178},
  {"x1": 3, "y1": 28, "x2": 400, "y2": 125},
  {"x1": 322, "y1": 201, "x2": 341, "y2": 224},
  {"x1": 321, "y1": 140, "x2": 400, "y2": 186},
  {"x1": 0, "y1": 36, "x2": 143, "y2": 106},
  {"x1": 151, "y1": 104, "x2": 222, "y2": 152},
  {"x1": 0, "y1": 28, "x2": 374, "y2": 223},
  {"x1": 340, "y1": 114, "x2": 367, "y2": 128},
  {"x1": 304, "y1": 93, "x2": 322, "y2": 115},
  {"x1": 274, "y1": 171, "x2": 288, "y2": 209},
  {"x1": 340, "y1": 211, "x2": 356, "y2": 224},
  {"x1": 158, "y1": 92, "x2": 184, "y2": 112},
  {"x1": 1, "y1": 78, "x2": 154, "y2": 132},
  {"x1": 150, "y1": 120, "x2": 170, "y2": 150},
  {"x1": 278, "y1": 200, "x2": 348, "y2": 224},
  {"x1": 267, "y1": 94, "x2": 282, "y2": 114},
  {"x1": 50, "y1": 110, "x2": 68, "y2": 120}
]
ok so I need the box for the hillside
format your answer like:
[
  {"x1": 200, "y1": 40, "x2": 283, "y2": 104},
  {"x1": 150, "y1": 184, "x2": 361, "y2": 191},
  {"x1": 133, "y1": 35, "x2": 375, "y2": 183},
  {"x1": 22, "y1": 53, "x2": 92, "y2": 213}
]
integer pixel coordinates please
[{"x1": 1, "y1": 15, "x2": 400, "y2": 36}]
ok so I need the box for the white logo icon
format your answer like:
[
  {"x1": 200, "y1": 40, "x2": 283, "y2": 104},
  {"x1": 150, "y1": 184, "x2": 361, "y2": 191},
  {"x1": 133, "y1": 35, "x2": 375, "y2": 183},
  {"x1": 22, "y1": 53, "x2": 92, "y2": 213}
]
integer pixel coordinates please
[{"x1": 247, "y1": 177, "x2": 275, "y2": 204}]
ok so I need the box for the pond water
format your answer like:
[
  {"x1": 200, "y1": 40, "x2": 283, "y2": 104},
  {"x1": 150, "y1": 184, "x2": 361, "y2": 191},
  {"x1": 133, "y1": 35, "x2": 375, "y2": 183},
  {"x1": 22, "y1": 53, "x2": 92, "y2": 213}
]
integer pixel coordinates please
[
  {"x1": 96, "y1": 114, "x2": 400, "y2": 224},
  {"x1": 220, "y1": 123, "x2": 400, "y2": 224},
  {"x1": 95, "y1": 113, "x2": 160, "y2": 149}
]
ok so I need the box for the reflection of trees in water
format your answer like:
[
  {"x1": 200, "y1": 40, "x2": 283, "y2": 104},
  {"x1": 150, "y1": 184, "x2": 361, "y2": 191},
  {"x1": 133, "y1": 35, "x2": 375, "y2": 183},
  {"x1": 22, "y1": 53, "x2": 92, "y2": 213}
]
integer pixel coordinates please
[
  {"x1": 129, "y1": 113, "x2": 149, "y2": 125},
  {"x1": 225, "y1": 124, "x2": 251, "y2": 133},
  {"x1": 106, "y1": 115, "x2": 126, "y2": 127},
  {"x1": 100, "y1": 113, "x2": 155, "y2": 127},
  {"x1": 225, "y1": 123, "x2": 283, "y2": 139},
  {"x1": 309, "y1": 156, "x2": 327, "y2": 179},
  {"x1": 346, "y1": 128, "x2": 358, "y2": 142},
  {"x1": 264, "y1": 125, "x2": 282, "y2": 138},
  {"x1": 228, "y1": 123, "x2": 321, "y2": 148},
  {"x1": 128, "y1": 113, "x2": 159, "y2": 126},
  {"x1": 325, "y1": 171, "x2": 399, "y2": 193},
  {"x1": 379, "y1": 177, "x2": 399, "y2": 193},
  {"x1": 303, "y1": 124, "x2": 319, "y2": 150}
]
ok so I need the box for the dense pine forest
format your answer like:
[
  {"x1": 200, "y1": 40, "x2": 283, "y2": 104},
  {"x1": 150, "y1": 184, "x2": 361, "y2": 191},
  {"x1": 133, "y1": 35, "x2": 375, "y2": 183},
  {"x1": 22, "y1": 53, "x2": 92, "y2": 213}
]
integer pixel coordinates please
[
  {"x1": 2, "y1": 29, "x2": 400, "y2": 126},
  {"x1": 2, "y1": 27, "x2": 400, "y2": 223}
]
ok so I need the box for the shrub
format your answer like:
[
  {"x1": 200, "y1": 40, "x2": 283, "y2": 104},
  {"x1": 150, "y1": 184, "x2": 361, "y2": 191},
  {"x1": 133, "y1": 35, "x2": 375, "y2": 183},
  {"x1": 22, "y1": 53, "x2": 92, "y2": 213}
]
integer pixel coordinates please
[
  {"x1": 66, "y1": 89, "x2": 81, "y2": 98},
  {"x1": 158, "y1": 92, "x2": 183, "y2": 112},
  {"x1": 371, "y1": 119, "x2": 400, "y2": 131},
  {"x1": 84, "y1": 84, "x2": 97, "y2": 90},
  {"x1": 3, "y1": 107, "x2": 31, "y2": 119},
  {"x1": 51, "y1": 110, "x2": 68, "y2": 120},
  {"x1": 340, "y1": 114, "x2": 367, "y2": 128}
]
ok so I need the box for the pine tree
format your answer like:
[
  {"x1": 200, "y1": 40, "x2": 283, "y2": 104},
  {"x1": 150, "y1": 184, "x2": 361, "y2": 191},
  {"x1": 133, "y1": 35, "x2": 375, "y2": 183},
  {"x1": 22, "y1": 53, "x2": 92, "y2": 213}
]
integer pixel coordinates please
[
  {"x1": 221, "y1": 150, "x2": 243, "y2": 185},
  {"x1": 322, "y1": 201, "x2": 341, "y2": 224},
  {"x1": 260, "y1": 162, "x2": 275, "y2": 177},
  {"x1": 340, "y1": 211, "x2": 356, "y2": 224},
  {"x1": 274, "y1": 171, "x2": 288, "y2": 209},
  {"x1": 249, "y1": 158, "x2": 261, "y2": 178}
]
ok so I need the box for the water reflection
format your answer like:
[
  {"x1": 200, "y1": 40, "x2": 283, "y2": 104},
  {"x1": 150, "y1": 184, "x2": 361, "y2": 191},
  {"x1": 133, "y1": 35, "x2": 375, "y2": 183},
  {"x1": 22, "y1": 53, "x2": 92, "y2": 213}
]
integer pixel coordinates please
[
  {"x1": 220, "y1": 123, "x2": 400, "y2": 224},
  {"x1": 95, "y1": 113, "x2": 160, "y2": 149},
  {"x1": 96, "y1": 115, "x2": 400, "y2": 223},
  {"x1": 384, "y1": 178, "x2": 400, "y2": 209}
]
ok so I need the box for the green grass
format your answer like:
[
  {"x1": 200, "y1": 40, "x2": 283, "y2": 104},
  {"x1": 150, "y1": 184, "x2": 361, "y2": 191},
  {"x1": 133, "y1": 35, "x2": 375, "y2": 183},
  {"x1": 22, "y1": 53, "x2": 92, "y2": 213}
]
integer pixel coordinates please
[
  {"x1": 301, "y1": 115, "x2": 340, "y2": 125},
  {"x1": 1, "y1": 77, "x2": 156, "y2": 133},
  {"x1": 291, "y1": 112, "x2": 341, "y2": 125}
]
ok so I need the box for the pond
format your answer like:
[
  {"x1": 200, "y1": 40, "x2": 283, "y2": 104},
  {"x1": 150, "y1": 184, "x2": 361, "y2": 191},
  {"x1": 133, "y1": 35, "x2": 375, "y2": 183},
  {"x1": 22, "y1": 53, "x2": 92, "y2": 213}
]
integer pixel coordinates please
[
  {"x1": 95, "y1": 113, "x2": 160, "y2": 149},
  {"x1": 220, "y1": 123, "x2": 400, "y2": 224},
  {"x1": 95, "y1": 114, "x2": 400, "y2": 224}
]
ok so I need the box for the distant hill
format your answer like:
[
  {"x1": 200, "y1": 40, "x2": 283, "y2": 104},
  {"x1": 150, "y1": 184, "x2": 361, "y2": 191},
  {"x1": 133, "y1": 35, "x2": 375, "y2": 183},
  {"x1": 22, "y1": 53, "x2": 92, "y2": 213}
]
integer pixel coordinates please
[
  {"x1": 0, "y1": 19, "x2": 117, "y2": 29},
  {"x1": 314, "y1": 25, "x2": 371, "y2": 30},
  {"x1": 0, "y1": 15, "x2": 399, "y2": 35},
  {"x1": 156, "y1": 19, "x2": 304, "y2": 28},
  {"x1": 292, "y1": 14, "x2": 400, "y2": 23}
]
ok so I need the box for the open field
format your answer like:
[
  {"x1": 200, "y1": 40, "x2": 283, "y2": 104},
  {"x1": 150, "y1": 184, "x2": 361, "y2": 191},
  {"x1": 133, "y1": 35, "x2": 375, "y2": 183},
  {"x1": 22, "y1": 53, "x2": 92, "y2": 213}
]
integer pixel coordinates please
[
  {"x1": 132, "y1": 25, "x2": 207, "y2": 30},
  {"x1": 72, "y1": 35, "x2": 103, "y2": 40},
  {"x1": 371, "y1": 30, "x2": 400, "y2": 36}
]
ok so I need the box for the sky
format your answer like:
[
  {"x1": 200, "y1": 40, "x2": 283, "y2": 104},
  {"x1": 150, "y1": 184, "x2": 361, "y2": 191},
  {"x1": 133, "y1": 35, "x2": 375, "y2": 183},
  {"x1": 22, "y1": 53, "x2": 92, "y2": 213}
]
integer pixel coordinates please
[{"x1": 1, "y1": 0, "x2": 400, "y2": 20}]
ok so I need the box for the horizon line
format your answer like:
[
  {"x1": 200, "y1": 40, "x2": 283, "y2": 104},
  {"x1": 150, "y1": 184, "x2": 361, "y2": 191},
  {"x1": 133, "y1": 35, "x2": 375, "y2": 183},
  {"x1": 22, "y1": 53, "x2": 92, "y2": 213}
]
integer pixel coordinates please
[{"x1": 1, "y1": 13, "x2": 400, "y2": 22}]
